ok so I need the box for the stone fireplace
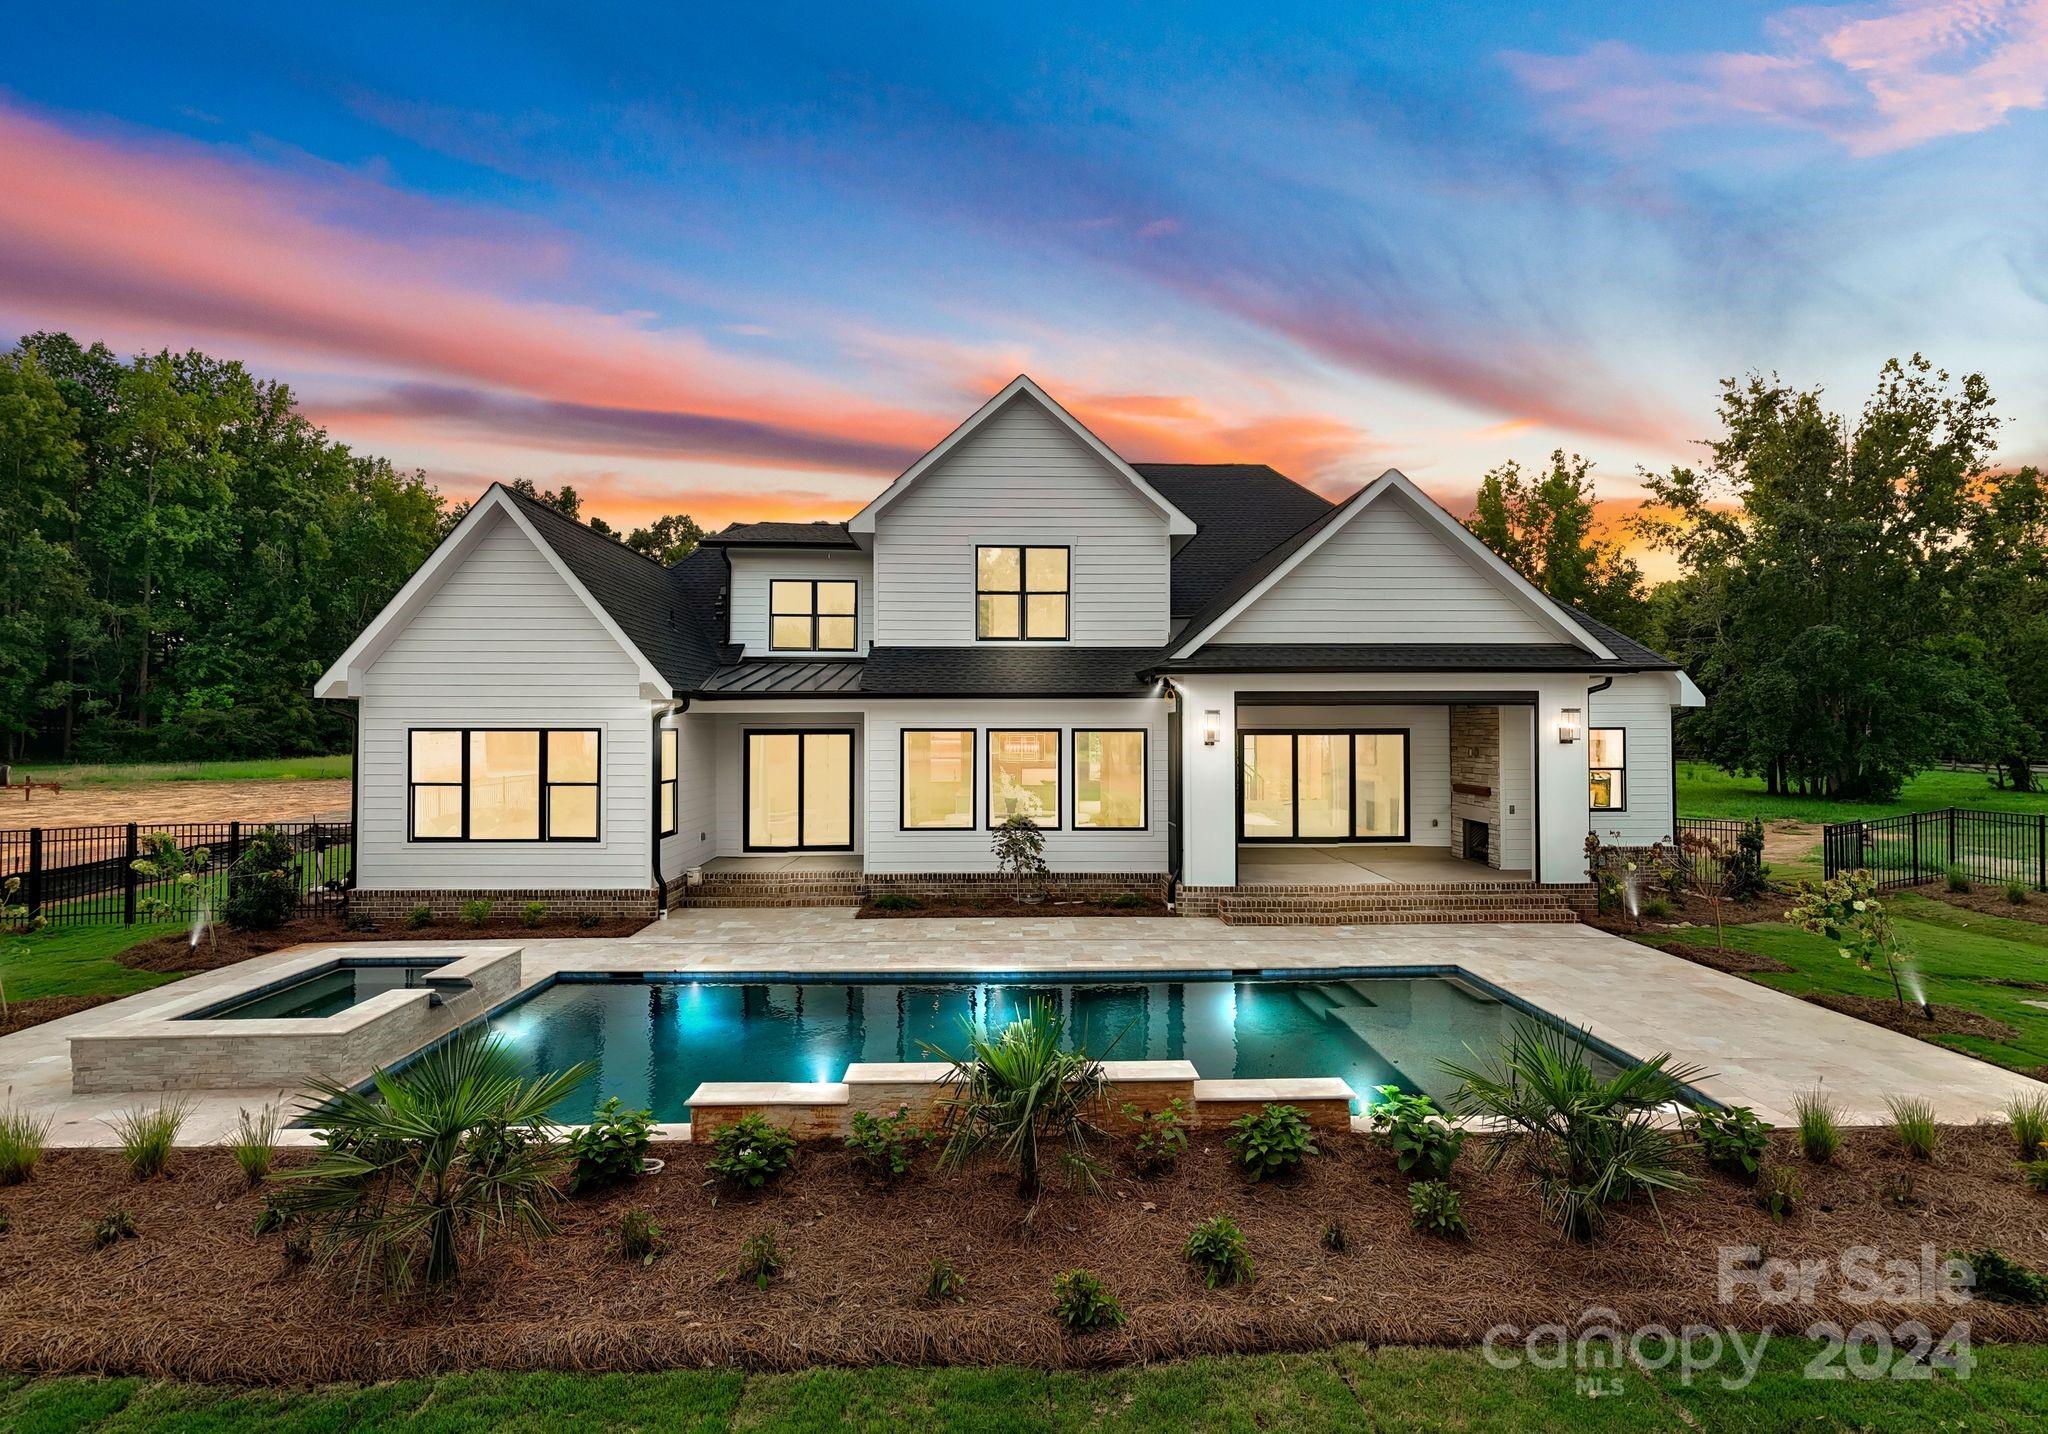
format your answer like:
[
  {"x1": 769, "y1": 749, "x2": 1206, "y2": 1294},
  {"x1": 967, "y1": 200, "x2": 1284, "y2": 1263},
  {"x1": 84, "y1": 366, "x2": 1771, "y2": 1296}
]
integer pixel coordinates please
[{"x1": 1448, "y1": 704, "x2": 1503, "y2": 870}]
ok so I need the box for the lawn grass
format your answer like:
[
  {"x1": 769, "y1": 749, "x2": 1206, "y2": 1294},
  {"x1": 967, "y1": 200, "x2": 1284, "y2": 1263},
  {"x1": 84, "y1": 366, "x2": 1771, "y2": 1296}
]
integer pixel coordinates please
[
  {"x1": 1678, "y1": 764, "x2": 2048, "y2": 822},
  {"x1": 10, "y1": 755, "x2": 351, "y2": 785},
  {"x1": 0, "y1": 922, "x2": 181, "y2": 1003},
  {"x1": 0, "y1": 1340, "x2": 2033, "y2": 1431},
  {"x1": 1649, "y1": 892, "x2": 2048, "y2": 1074}
]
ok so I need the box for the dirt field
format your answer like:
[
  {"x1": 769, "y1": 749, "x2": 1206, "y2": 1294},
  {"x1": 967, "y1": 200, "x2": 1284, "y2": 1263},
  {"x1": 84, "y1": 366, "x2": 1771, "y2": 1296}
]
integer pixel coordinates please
[{"x1": 0, "y1": 779, "x2": 351, "y2": 829}]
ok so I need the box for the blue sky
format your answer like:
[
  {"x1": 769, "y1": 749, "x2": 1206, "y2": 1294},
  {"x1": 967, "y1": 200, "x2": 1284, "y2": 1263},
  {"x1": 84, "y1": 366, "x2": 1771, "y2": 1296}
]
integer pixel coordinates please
[{"x1": 3, "y1": 2, "x2": 2043, "y2": 559}]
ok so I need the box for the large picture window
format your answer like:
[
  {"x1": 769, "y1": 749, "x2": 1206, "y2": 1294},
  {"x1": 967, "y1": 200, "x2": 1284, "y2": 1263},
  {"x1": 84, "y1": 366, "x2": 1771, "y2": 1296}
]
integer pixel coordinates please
[
  {"x1": 1238, "y1": 730, "x2": 1408, "y2": 842},
  {"x1": 975, "y1": 546, "x2": 1068, "y2": 640},
  {"x1": 658, "y1": 727, "x2": 679, "y2": 837},
  {"x1": 987, "y1": 729, "x2": 1061, "y2": 827},
  {"x1": 1074, "y1": 729, "x2": 1146, "y2": 830},
  {"x1": 408, "y1": 728, "x2": 601, "y2": 842},
  {"x1": 1589, "y1": 728, "x2": 1626, "y2": 810},
  {"x1": 901, "y1": 729, "x2": 975, "y2": 830},
  {"x1": 769, "y1": 579, "x2": 857, "y2": 651}
]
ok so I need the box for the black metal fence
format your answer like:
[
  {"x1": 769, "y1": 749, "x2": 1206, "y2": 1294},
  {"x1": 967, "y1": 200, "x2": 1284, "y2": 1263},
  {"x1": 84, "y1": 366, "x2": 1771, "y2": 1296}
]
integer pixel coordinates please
[
  {"x1": 1823, "y1": 808, "x2": 2048, "y2": 892},
  {"x1": 0, "y1": 821, "x2": 353, "y2": 927}
]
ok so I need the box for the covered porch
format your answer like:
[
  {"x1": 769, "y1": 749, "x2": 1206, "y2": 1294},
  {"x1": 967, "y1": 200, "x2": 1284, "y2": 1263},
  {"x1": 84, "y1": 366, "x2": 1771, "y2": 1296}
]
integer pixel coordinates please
[{"x1": 1235, "y1": 845, "x2": 1531, "y2": 887}]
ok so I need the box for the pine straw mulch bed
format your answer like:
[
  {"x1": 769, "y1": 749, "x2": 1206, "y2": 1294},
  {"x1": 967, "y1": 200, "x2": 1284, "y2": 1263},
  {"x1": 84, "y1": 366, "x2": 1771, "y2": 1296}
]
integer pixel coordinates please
[
  {"x1": 117, "y1": 915, "x2": 654, "y2": 975},
  {"x1": 1801, "y1": 992, "x2": 2019, "y2": 1043},
  {"x1": 1923, "y1": 885, "x2": 2048, "y2": 928},
  {"x1": 3, "y1": 1128, "x2": 2046, "y2": 1383},
  {"x1": 859, "y1": 897, "x2": 1168, "y2": 919}
]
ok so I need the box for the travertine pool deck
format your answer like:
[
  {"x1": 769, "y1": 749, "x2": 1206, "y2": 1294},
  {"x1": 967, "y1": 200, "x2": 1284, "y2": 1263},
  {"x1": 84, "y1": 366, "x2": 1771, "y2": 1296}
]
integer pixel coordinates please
[{"x1": 3, "y1": 909, "x2": 2040, "y2": 1146}]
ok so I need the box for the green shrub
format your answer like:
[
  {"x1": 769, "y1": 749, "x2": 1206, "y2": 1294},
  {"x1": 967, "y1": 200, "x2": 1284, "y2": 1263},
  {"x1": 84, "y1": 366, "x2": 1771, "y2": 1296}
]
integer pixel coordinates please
[
  {"x1": 1945, "y1": 865, "x2": 1971, "y2": 894},
  {"x1": 520, "y1": 901, "x2": 548, "y2": 929},
  {"x1": 1728, "y1": 820, "x2": 1769, "y2": 900},
  {"x1": 566, "y1": 1097, "x2": 656, "y2": 1194},
  {"x1": 90, "y1": 1209, "x2": 137, "y2": 1251},
  {"x1": 2007, "y1": 882, "x2": 2030, "y2": 906},
  {"x1": 1444, "y1": 1024, "x2": 1699, "y2": 1242},
  {"x1": 1791, "y1": 1090, "x2": 1841, "y2": 1164},
  {"x1": 1109, "y1": 891, "x2": 1149, "y2": 910},
  {"x1": 458, "y1": 898, "x2": 493, "y2": 928},
  {"x1": 871, "y1": 893, "x2": 923, "y2": 912},
  {"x1": 1408, "y1": 1179, "x2": 1470, "y2": 1238},
  {"x1": 1887, "y1": 1094, "x2": 1939, "y2": 1161},
  {"x1": 228, "y1": 1104, "x2": 280, "y2": 1187},
  {"x1": 1953, "y1": 1248, "x2": 2048, "y2": 1305},
  {"x1": 1686, "y1": 1105, "x2": 1773, "y2": 1181},
  {"x1": 251, "y1": 1194, "x2": 291, "y2": 1236},
  {"x1": 1369, "y1": 1086, "x2": 1463, "y2": 1181},
  {"x1": 2007, "y1": 1093, "x2": 2048, "y2": 1162},
  {"x1": 222, "y1": 828, "x2": 299, "y2": 931},
  {"x1": 343, "y1": 911, "x2": 377, "y2": 933},
  {"x1": 1640, "y1": 897, "x2": 1673, "y2": 920},
  {"x1": 706, "y1": 1113, "x2": 797, "y2": 1190},
  {"x1": 618, "y1": 1209, "x2": 662, "y2": 1265},
  {"x1": 1320, "y1": 1220, "x2": 1347, "y2": 1253},
  {"x1": 1183, "y1": 1215, "x2": 1254, "y2": 1288},
  {"x1": 727, "y1": 1230, "x2": 785, "y2": 1290},
  {"x1": 923, "y1": 1254, "x2": 966, "y2": 1300},
  {"x1": 846, "y1": 1106, "x2": 927, "y2": 1180},
  {"x1": 2021, "y1": 1161, "x2": 2048, "y2": 1194},
  {"x1": 576, "y1": 913, "x2": 604, "y2": 930},
  {"x1": 1123, "y1": 1097, "x2": 1189, "y2": 1175},
  {"x1": 1755, "y1": 1166, "x2": 1803, "y2": 1222},
  {"x1": 0, "y1": 1104, "x2": 51, "y2": 1186},
  {"x1": 405, "y1": 904, "x2": 433, "y2": 930},
  {"x1": 1050, "y1": 1269, "x2": 1124, "y2": 1332},
  {"x1": 109, "y1": 1098, "x2": 190, "y2": 1181},
  {"x1": 1225, "y1": 1103, "x2": 1320, "y2": 1182}
]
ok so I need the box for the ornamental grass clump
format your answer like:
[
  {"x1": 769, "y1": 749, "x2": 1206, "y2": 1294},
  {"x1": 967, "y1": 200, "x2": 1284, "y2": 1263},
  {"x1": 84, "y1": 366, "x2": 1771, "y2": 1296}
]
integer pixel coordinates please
[
  {"x1": 925, "y1": 1001, "x2": 1109, "y2": 1216},
  {"x1": 1183, "y1": 1215, "x2": 1254, "y2": 1288},
  {"x1": 2006, "y1": 1093, "x2": 2048, "y2": 1163},
  {"x1": 1886, "y1": 1094, "x2": 1939, "y2": 1162},
  {"x1": 0, "y1": 1103, "x2": 50, "y2": 1186},
  {"x1": 1443, "y1": 1023, "x2": 1700, "y2": 1242},
  {"x1": 1225, "y1": 1103, "x2": 1320, "y2": 1182},
  {"x1": 1050, "y1": 1269, "x2": 1124, "y2": 1332},
  {"x1": 275, "y1": 1032, "x2": 592, "y2": 1296},
  {"x1": 705, "y1": 1113, "x2": 797, "y2": 1192},
  {"x1": 109, "y1": 1097, "x2": 191, "y2": 1181},
  {"x1": 227, "y1": 1103, "x2": 280, "y2": 1186},
  {"x1": 1791, "y1": 1090, "x2": 1842, "y2": 1165}
]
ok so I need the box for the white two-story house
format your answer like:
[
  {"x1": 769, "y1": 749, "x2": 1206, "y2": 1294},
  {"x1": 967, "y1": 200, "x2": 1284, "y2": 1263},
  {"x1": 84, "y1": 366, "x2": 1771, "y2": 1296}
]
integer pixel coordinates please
[{"x1": 316, "y1": 376, "x2": 1701, "y2": 922}]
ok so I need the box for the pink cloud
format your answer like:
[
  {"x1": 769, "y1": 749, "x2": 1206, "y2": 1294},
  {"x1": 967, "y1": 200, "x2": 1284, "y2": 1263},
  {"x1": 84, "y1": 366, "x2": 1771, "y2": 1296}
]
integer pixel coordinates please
[{"x1": 1508, "y1": 0, "x2": 2048, "y2": 156}]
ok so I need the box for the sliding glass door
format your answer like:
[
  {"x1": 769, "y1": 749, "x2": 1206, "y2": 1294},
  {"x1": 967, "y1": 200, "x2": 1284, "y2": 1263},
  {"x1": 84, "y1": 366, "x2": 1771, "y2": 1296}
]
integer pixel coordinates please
[
  {"x1": 1238, "y1": 730, "x2": 1408, "y2": 842},
  {"x1": 745, "y1": 730, "x2": 854, "y2": 850}
]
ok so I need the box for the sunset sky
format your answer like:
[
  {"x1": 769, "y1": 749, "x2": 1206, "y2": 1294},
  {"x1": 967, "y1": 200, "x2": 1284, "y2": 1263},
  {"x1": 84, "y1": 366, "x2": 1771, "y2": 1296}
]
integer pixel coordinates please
[{"x1": 5, "y1": 3, "x2": 2046, "y2": 581}]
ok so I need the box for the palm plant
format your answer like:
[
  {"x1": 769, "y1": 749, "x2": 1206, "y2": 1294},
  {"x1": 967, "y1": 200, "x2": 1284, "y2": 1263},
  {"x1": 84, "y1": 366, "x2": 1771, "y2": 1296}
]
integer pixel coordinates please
[
  {"x1": 1441, "y1": 1023, "x2": 1701, "y2": 1241},
  {"x1": 923, "y1": 1000, "x2": 1108, "y2": 1215},
  {"x1": 276, "y1": 1033, "x2": 592, "y2": 1295}
]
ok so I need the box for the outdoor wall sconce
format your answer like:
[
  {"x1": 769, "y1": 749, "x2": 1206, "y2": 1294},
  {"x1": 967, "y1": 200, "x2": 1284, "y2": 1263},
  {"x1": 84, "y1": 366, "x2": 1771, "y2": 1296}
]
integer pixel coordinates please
[
  {"x1": 1203, "y1": 710, "x2": 1221, "y2": 746},
  {"x1": 1558, "y1": 707, "x2": 1583, "y2": 744}
]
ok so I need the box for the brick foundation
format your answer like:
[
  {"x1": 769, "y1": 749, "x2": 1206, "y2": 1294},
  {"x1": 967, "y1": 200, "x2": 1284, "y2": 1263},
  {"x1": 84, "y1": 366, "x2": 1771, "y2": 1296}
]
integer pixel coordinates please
[{"x1": 349, "y1": 887, "x2": 661, "y2": 922}]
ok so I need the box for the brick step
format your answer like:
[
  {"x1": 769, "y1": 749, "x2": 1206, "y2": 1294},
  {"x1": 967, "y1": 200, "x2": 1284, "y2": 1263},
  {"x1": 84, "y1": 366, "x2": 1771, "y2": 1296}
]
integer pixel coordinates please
[{"x1": 1219, "y1": 907, "x2": 1582, "y2": 926}]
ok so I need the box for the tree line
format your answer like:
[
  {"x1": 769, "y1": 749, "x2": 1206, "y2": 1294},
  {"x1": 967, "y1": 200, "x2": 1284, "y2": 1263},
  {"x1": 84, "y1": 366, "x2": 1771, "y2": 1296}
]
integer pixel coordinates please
[
  {"x1": 0, "y1": 333, "x2": 703, "y2": 764},
  {"x1": 1467, "y1": 356, "x2": 2046, "y2": 799}
]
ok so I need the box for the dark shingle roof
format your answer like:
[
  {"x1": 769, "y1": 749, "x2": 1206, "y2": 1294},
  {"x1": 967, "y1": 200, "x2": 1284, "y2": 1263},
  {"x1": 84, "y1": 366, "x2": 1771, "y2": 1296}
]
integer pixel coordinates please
[
  {"x1": 1134, "y1": 464, "x2": 1335, "y2": 617},
  {"x1": 703, "y1": 520, "x2": 858, "y2": 548}
]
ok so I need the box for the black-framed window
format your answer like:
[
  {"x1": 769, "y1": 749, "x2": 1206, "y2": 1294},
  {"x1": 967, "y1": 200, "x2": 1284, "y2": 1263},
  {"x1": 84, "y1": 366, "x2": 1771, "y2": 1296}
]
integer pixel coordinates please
[
  {"x1": 901, "y1": 728, "x2": 976, "y2": 830},
  {"x1": 744, "y1": 729, "x2": 855, "y2": 851},
  {"x1": 987, "y1": 729, "x2": 1062, "y2": 828},
  {"x1": 408, "y1": 728, "x2": 601, "y2": 842},
  {"x1": 658, "y1": 727, "x2": 679, "y2": 837},
  {"x1": 769, "y1": 579, "x2": 858, "y2": 651},
  {"x1": 1074, "y1": 729, "x2": 1146, "y2": 830},
  {"x1": 1589, "y1": 727, "x2": 1626, "y2": 811},
  {"x1": 1238, "y1": 730, "x2": 1409, "y2": 843},
  {"x1": 975, "y1": 545, "x2": 1068, "y2": 640}
]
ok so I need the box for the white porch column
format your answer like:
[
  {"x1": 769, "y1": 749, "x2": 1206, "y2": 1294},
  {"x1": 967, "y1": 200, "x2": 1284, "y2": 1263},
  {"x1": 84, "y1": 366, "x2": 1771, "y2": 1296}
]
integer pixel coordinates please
[
  {"x1": 1531, "y1": 677, "x2": 1595, "y2": 885},
  {"x1": 1175, "y1": 675, "x2": 1241, "y2": 886}
]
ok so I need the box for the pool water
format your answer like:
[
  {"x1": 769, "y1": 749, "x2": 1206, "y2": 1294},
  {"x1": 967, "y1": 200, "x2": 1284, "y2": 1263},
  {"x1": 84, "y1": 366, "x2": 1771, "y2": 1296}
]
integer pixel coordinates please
[
  {"x1": 192, "y1": 963, "x2": 448, "y2": 1021},
  {"x1": 485, "y1": 974, "x2": 1610, "y2": 1121}
]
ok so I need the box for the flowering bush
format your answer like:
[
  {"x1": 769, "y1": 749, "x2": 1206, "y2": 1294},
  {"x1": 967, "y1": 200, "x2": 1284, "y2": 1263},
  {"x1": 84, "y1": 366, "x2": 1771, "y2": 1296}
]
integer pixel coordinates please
[{"x1": 1786, "y1": 870, "x2": 1908, "y2": 1008}]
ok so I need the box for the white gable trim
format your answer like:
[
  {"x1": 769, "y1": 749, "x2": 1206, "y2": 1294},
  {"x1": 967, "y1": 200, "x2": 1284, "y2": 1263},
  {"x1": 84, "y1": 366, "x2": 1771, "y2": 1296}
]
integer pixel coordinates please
[
  {"x1": 1170, "y1": 469, "x2": 1617, "y2": 660},
  {"x1": 314, "y1": 487, "x2": 672, "y2": 701},
  {"x1": 847, "y1": 374, "x2": 1196, "y2": 538}
]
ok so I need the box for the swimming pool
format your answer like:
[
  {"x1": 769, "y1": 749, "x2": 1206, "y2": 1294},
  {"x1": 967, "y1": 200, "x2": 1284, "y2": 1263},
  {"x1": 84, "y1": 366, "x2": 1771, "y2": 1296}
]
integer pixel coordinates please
[
  {"x1": 184, "y1": 961, "x2": 449, "y2": 1021},
  {"x1": 480, "y1": 972, "x2": 1620, "y2": 1120}
]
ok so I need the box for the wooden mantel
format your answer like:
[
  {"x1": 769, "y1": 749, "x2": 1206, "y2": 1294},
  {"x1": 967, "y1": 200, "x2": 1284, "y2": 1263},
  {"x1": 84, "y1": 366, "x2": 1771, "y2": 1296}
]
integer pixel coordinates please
[{"x1": 1451, "y1": 781, "x2": 1492, "y2": 799}]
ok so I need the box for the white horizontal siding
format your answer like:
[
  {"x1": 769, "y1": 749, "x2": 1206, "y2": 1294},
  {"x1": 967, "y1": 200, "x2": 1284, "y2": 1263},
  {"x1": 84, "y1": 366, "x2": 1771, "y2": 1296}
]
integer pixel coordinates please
[
  {"x1": 1588, "y1": 674, "x2": 1677, "y2": 846},
  {"x1": 357, "y1": 510, "x2": 655, "y2": 891},
  {"x1": 872, "y1": 395, "x2": 1170, "y2": 646},
  {"x1": 1215, "y1": 496, "x2": 1561, "y2": 645},
  {"x1": 1239, "y1": 705, "x2": 1455, "y2": 849},
  {"x1": 659, "y1": 710, "x2": 718, "y2": 881},
  {"x1": 727, "y1": 549, "x2": 874, "y2": 657}
]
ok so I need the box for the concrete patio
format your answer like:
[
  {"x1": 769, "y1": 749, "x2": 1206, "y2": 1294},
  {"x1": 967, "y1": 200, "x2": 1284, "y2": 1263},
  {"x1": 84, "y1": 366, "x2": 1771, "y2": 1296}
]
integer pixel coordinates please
[
  {"x1": 3, "y1": 908, "x2": 2040, "y2": 1146},
  {"x1": 1235, "y1": 845, "x2": 1531, "y2": 886}
]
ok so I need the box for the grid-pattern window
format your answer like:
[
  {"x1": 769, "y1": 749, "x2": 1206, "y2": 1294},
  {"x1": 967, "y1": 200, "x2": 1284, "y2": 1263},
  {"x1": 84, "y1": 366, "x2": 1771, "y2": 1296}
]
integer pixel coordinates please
[
  {"x1": 901, "y1": 729, "x2": 976, "y2": 829},
  {"x1": 975, "y1": 546, "x2": 1068, "y2": 640},
  {"x1": 988, "y1": 729, "x2": 1061, "y2": 827},
  {"x1": 1589, "y1": 728, "x2": 1626, "y2": 810},
  {"x1": 408, "y1": 728, "x2": 602, "y2": 841},
  {"x1": 658, "y1": 727, "x2": 679, "y2": 837},
  {"x1": 769, "y1": 579, "x2": 858, "y2": 651},
  {"x1": 1073, "y1": 730, "x2": 1146, "y2": 829}
]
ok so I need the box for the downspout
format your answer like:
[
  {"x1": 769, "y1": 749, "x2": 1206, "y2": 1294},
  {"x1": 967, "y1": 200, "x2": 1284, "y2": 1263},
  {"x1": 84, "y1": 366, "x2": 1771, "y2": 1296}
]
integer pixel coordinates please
[
  {"x1": 1583, "y1": 676, "x2": 1614, "y2": 884},
  {"x1": 345, "y1": 696, "x2": 362, "y2": 912},
  {"x1": 1165, "y1": 682, "x2": 1182, "y2": 901},
  {"x1": 651, "y1": 700, "x2": 687, "y2": 916}
]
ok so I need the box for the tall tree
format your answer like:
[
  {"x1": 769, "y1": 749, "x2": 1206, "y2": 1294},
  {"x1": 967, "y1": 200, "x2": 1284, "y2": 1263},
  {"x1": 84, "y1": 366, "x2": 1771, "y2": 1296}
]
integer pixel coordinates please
[
  {"x1": 1957, "y1": 465, "x2": 2048, "y2": 790},
  {"x1": 1466, "y1": 450, "x2": 1646, "y2": 632}
]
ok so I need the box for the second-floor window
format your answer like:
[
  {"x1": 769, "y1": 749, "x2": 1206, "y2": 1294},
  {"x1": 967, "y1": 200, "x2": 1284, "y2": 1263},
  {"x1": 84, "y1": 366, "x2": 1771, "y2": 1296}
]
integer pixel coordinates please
[
  {"x1": 976, "y1": 545, "x2": 1068, "y2": 640},
  {"x1": 769, "y1": 579, "x2": 857, "y2": 651}
]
